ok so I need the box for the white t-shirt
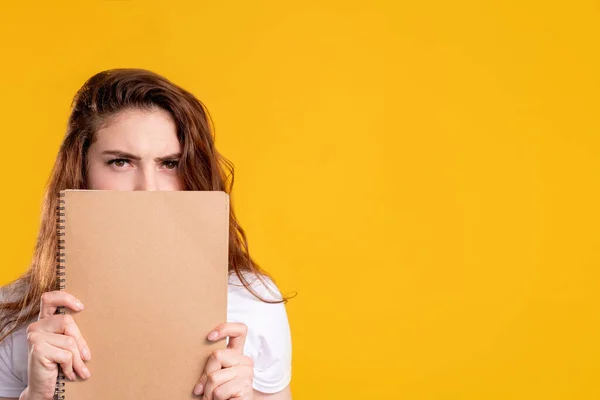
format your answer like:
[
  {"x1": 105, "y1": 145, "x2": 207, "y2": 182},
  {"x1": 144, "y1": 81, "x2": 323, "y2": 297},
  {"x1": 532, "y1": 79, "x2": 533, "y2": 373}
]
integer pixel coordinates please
[{"x1": 0, "y1": 272, "x2": 292, "y2": 398}]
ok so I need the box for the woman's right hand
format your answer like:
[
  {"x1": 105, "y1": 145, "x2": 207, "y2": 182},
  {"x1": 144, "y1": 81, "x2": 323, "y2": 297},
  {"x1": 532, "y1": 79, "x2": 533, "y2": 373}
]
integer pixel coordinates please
[{"x1": 24, "y1": 291, "x2": 91, "y2": 400}]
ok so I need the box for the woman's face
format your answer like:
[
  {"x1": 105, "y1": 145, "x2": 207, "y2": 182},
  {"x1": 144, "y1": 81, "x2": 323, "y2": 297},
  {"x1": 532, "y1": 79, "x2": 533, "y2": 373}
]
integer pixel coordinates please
[{"x1": 86, "y1": 108, "x2": 184, "y2": 191}]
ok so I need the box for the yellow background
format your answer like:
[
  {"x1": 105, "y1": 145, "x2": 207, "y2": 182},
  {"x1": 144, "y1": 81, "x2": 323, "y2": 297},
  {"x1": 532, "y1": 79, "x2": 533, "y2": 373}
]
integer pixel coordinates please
[{"x1": 1, "y1": 1, "x2": 599, "y2": 398}]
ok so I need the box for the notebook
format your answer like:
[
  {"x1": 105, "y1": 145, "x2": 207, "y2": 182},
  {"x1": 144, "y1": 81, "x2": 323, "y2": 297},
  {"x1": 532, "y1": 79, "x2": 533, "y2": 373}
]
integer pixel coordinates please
[{"x1": 55, "y1": 190, "x2": 230, "y2": 400}]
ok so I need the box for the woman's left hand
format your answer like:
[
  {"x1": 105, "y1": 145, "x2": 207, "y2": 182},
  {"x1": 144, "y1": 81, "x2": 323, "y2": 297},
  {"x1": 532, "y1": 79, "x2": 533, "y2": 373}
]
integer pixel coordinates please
[{"x1": 193, "y1": 322, "x2": 255, "y2": 400}]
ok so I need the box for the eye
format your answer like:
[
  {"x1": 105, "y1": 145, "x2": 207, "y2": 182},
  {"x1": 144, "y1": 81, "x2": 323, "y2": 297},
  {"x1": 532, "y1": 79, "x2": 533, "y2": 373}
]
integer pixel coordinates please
[
  {"x1": 107, "y1": 158, "x2": 130, "y2": 168},
  {"x1": 162, "y1": 160, "x2": 179, "y2": 170}
]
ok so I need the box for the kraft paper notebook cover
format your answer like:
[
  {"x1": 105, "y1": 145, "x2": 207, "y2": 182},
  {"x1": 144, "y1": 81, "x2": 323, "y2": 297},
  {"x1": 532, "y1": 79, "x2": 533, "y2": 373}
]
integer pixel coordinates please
[{"x1": 55, "y1": 190, "x2": 229, "y2": 400}]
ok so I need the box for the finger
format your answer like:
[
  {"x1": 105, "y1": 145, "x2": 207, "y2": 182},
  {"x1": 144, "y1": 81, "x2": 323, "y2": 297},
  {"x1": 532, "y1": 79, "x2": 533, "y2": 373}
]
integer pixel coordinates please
[
  {"x1": 211, "y1": 378, "x2": 249, "y2": 400},
  {"x1": 27, "y1": 314, "x2": 91, "y2": 361},
  {"x1": 37, "y1": 332, "x2": 91, "y2": 380},
  {"x1": 202, "y1": 366, "x2": 251, "y2": 400},
  {"x1": 207, "y1": 322, "x2": 248, "y2": 353},
  {"x1": 39, "y1": 291, "x2": 84, "y2": 319},
  {"x1": 194, "y1": 351, "x2": 253, "y2": 395},
  {"x1": 33, "y1": 340, "x2": 76, "y2": 382}
]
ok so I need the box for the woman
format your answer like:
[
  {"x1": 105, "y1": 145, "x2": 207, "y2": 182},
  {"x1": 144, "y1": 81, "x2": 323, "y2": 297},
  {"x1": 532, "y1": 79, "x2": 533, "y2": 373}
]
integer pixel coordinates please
[{"x1": 0, "y1": 69, "x2": 293, "y2": 400}]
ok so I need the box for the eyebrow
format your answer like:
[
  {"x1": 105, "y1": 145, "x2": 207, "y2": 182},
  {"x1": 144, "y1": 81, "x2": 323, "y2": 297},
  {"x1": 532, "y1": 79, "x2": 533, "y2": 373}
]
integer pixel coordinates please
[{"x1": 102, "y1": 150, "x2": 181, "y2": 162}]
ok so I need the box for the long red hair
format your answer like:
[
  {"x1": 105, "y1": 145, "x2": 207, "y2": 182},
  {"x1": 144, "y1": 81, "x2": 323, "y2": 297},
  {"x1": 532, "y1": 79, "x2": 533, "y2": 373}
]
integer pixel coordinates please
[{"x1": 0, "y1": 68, "x2": 291, "y2": 342}]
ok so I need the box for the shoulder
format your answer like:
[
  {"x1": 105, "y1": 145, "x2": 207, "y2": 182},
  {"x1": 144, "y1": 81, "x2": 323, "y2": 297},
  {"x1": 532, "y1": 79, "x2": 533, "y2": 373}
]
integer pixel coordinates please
[
  {"x1": 0, "y1": 281, "x2": 33, "y2": 397},
  {"x1": 226, "y1": 271, "x2": 292, "y2": 394},
  {"x1": 227, "y1": 270, "x2": 286, "y2": 307},
  {"x1": 0, "y1": 319, "x2": 29, "y2": 398},
  {"x1": 227, "y1": 271, "x2": 290, "y2": 336},
  {"x1": 0, "y1": 279, "x2": 28, "y2": 308}
]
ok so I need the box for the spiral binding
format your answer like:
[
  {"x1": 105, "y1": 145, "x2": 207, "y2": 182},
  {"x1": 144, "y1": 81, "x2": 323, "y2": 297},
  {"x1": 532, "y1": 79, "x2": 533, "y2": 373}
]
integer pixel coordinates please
[{"x1": 55, "y1": 192, "x2": 66, "y2": 400}]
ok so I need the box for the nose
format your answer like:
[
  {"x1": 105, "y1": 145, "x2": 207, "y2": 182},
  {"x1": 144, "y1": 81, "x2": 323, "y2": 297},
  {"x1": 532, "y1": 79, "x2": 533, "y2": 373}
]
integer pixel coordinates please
[{"x1": 135, "y1": 168, "x2": 158, "y2": 191}]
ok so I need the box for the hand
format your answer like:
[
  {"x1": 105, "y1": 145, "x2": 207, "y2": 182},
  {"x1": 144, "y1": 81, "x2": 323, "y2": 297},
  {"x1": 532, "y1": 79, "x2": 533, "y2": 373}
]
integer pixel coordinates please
[
  {"x1": 24, "y1": 291, "x2": 91, "y2": 400},
  {"x1": 193, "y1": 322, "x2": 254, "y2": 400}
]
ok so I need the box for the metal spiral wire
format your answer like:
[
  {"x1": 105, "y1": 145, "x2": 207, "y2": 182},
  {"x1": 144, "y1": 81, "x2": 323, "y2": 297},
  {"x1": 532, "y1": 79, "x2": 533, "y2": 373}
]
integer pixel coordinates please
[{"x1": 54, "y1": 192, "x2": 66, "y2": 400}]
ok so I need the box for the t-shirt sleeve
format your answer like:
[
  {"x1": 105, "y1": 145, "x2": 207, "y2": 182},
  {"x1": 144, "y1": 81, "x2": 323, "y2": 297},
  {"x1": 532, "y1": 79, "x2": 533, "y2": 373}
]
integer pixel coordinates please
[
  {"x1": 252, "y1": 295, "x2": 292, "y2": 394},
  {"x1": 227, "y1": 274, "x2": 293, "y2": 394},
  {"x1": 0, "y1": 330, "x2": 26, "y2": 398}
]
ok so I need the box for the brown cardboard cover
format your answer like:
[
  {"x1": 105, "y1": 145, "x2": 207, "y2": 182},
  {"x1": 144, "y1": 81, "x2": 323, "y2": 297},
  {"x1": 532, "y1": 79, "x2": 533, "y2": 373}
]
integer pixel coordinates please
[{"x1": 60, "y1": 190, "x2": 229, "y2": 399}]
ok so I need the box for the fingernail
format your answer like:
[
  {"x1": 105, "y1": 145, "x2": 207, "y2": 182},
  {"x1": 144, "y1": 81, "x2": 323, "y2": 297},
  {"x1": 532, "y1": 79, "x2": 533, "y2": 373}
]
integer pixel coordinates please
[
  {"x1": 193, "y1": 383, "x2": 204, "y2": 395},
  {"x1": 208, "y1": 331, "x2": 219, "y2": 340},
  {"x1": 82, "y1": 366, "x2": 91, "y2": 379},
  {"x1": 70, "y1": 372, "x2": 77, "y2": 381},
  {"x1": 81, "y1": 347, "x2": 91, "y2": 360},
  {"x1": 75, "y1": 299, "x2": 84, "y2": 310}
]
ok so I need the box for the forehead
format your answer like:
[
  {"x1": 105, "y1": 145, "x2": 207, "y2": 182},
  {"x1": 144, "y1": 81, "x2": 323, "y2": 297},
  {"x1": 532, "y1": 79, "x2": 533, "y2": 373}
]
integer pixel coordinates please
[{"x1": 93, "y1": 108, "x2": 181, "y2": 153}]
